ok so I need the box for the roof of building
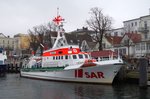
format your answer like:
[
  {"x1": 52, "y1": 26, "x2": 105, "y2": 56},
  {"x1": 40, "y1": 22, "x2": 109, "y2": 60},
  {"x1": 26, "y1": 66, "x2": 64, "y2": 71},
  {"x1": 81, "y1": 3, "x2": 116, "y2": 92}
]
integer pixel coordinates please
[
  {"x1": 50, "y1": 31, "x2": 57, "y2": 37},
  {"x1": 70, "y1": 27, "x2": 95, "y2": 34},
  {"x1": 0, "y1": 33, "x2": 7, "y2": 38},
  {"x1": 14, "y1": 33, "x2": 28, "y2": 37},
  {"x1": 65, "y1": 33, "x2": 78, "y2": 44},
  {"x1": 91, "y1": 50, "x2": 117, "y2": 58},
  {"x1": 105, "y1": 36, "x2": 123, "y2": 45},
  {"x1": 125, "y1": 33, "x2": 141, "y2": 43},
  {"x1": 65, "y1": 33, "x2": 93, "y2": 46},
  {"x1": 123, "y1": 15, "x2": 150, "y2": 23}
]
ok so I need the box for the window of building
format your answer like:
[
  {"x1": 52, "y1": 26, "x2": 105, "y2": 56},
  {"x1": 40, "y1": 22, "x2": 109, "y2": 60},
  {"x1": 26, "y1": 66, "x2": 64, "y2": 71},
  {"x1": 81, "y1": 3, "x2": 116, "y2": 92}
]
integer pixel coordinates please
[
  {"x1": 147, "y1": 43, "x2": 150, "y2": 50},
  {"x1": 135, "y1": 22, "x2": 137, "y2": 26},
  {"x1": 122, "y1": 48, "x2": 126, "y2": 54},
  {"x1": 121, "y1": 32, "x2": 124, "y2": 36},
  {"x1": 136, "y1": 44, "x2": 140, "y2": 50},
  {"x1": 145, "y1": 33, "x2": 148, "y2": 39},
  {"x1": 114, "y1": 32, "x2": 118, "y2": 36},
  {"x1": 144, "y1": 21, "x2": 147, "y2": 29},
  {"x1": 131, "y1": 23, "x2": 134, "y2": 27},
  {"x1": 119, "y1": 49, "x2": 122, "y2": 54},
  {"x1": 141, "y1": 43, "x2": 145, "y2": 50},
  {"x1": 124, "y1": 39, "x2": 129, "y2": 45},
  {"x1": 114, "y1": 49, "x2": 118, "y2": 54}
]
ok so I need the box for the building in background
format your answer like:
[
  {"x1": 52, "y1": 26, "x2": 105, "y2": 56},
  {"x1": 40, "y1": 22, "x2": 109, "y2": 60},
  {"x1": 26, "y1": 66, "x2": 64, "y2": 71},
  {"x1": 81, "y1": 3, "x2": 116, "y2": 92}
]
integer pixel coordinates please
[
  {"x1": 0, "y1": 33, "x2": 14, "y2": 58},
  {"x1": 13, "y1": 33, "x2": 30, "y2": 58},
  {"x1": 0, "y1": 33, "x2": 14, "y2": 49},
  {"x1": 106, "y1": 28, "x2": 124, "y2": 37}
]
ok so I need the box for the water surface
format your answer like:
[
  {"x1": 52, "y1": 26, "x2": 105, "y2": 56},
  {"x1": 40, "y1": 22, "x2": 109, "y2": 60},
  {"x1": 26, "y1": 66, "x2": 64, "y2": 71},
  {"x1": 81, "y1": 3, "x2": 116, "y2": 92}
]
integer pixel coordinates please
[{"x1": 0, "y1": 74, "x2": 150, "y2": 99}]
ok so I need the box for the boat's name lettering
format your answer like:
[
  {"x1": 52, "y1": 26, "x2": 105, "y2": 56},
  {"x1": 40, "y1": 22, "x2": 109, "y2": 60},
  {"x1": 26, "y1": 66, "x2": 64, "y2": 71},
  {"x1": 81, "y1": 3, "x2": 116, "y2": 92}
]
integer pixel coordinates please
[
  {"x1": 75, "y1": 69, "x2": 104, "y2": 79},
  {"x1": 85, "y1": 72, "x2": 104, "y2": 78}
]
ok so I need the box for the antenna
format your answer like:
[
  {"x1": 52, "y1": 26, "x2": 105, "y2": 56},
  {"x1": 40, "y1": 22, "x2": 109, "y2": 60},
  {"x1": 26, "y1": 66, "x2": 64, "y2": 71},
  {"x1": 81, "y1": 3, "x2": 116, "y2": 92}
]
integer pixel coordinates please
[{"x1": 57, "y1": 7, "x2": 59, "y2": 16}]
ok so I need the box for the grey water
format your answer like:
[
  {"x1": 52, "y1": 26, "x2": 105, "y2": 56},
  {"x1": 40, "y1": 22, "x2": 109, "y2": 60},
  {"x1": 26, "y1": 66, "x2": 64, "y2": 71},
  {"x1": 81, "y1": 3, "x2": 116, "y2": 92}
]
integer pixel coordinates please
[{"x1": 0, "y1": 74, "x2": 150, "y2": 99}]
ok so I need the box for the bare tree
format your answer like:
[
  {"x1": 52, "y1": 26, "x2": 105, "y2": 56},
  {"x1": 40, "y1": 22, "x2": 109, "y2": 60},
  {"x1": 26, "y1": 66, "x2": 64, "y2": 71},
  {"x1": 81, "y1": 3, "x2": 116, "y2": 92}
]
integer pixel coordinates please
[
  {"x1": 28, "y1": 29, "x2": 39, "y2": 55},
  {"x1": 34, "y1": 25, "x2": 47, "y2": 55},
  {"x1": 86, "y1": 7, "x2": 113, "y2": 50},
  {"x1": 44, "y1": 22, "x2": 57, "y2": 48},
  {"x1": 28, "y1": 22, "x2": 58, "y2": 55}
]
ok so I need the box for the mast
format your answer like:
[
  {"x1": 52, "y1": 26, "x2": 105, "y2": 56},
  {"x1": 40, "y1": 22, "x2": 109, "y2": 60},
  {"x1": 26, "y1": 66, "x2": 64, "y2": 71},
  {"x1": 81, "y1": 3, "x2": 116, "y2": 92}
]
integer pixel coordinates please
[{"x1": 52, "y1": 8, "x2": 67, "y2": 48}]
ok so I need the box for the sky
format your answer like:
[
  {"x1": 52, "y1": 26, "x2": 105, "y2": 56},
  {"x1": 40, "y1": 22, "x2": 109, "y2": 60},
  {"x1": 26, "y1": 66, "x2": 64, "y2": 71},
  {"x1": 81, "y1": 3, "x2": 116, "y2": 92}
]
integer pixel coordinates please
[{"x1": 0, "y1": 0, "x2": 150, "y2": 37}]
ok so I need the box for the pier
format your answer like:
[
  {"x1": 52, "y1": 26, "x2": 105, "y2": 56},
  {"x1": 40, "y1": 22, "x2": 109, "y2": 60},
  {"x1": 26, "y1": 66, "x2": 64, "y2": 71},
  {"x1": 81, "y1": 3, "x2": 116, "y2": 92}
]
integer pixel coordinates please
[
  {"x1": 0, "y1": 60, "x2": 21, "y2": 75},
  {"x1": 6, "y1": 63, "x2": 21, "y2": 73}
]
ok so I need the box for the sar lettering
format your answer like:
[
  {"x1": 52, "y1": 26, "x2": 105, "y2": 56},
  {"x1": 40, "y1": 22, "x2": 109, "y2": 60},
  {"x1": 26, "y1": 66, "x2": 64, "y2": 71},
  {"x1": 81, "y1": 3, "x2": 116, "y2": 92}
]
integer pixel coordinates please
[{"x1": 84, "y1": 72, "x2": 104, "y2": 78}]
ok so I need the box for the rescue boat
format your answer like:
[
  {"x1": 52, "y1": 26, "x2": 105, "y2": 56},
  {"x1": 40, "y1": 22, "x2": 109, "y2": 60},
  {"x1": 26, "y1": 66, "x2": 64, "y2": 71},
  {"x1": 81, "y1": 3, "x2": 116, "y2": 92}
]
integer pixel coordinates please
[{"x1": 20, "y1": 14, "x2": 123, "y2": 84}]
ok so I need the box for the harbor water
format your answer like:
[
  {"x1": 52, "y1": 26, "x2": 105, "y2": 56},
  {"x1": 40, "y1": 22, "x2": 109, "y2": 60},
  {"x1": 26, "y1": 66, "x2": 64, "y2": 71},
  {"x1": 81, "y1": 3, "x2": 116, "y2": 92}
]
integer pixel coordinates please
[{"x1": 0, "y1": 74, "x2": 150, "y2": 99}]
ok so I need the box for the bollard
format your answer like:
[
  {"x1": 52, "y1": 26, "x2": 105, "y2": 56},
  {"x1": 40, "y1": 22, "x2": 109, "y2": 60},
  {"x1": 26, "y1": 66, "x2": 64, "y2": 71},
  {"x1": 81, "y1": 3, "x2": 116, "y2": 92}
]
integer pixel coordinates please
[{"x1": 139, "y1": 58, "x2": 148, "y2": 88}]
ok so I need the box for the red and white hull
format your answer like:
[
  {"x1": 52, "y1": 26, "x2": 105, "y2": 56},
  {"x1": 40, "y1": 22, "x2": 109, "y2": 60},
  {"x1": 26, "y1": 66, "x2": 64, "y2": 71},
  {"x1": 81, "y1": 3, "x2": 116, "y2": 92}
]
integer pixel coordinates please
[{"x1": 20, "y1": 63, "x2": 122, "y2": 84}]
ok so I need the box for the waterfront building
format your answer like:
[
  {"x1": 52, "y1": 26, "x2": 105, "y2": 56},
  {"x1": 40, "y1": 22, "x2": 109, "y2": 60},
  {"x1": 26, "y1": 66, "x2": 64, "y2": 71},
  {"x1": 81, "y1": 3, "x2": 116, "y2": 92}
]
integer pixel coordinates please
[
  {"x1": 70, "y1": 27, "x2": 95, "y2": 37},
  {"x1": 123, "y1": 15, "x2": 150, "y2": 57},
  {"x1": 0, "y1": 33, "x2": 14, "y2": 50},
  {"x1": 106, "y1": 28, "x2": 124, "y2": 37},
  {"x1": 13, "y1": 33, "x2": 30, "y2": 57}
]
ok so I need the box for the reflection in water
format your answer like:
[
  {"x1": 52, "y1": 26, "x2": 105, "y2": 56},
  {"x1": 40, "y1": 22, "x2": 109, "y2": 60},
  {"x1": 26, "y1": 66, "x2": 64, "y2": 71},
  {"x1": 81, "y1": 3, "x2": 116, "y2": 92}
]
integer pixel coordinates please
[{"x1": 0, "y1": 74, "x2": 150, "y2": 99}]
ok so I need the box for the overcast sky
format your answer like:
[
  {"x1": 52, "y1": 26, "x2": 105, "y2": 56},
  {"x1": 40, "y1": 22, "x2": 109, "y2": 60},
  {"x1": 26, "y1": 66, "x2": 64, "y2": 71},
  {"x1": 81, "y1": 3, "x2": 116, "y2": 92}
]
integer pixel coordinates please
[{"x1": 0, "y1": 0, "x2": 150, "y2": 37}]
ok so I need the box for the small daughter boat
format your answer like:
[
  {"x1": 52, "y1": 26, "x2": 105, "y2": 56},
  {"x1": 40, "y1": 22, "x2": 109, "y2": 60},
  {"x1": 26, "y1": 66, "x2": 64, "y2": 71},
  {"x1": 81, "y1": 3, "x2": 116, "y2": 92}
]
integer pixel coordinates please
[{"x1": 20, "y1": 14, "x2": 123, "y2": 84}]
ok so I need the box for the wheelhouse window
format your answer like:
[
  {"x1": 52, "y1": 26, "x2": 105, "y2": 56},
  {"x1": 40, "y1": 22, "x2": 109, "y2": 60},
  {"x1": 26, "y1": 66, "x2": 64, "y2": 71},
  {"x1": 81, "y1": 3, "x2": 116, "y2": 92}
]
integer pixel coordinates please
[
  {"x1": 69, "y1": 55, "x2": 72, "y2": 59},
  {"x1": 78, "y1": 54, "x2": 83, "y2": 59},
  {"x1": 84, "y1": 54, "x2": 88, "y2": 59},
  {"x1": 73, "y1": 55, "x2": 77, "y2": 59},
  {"x1": 53, "y1": 56, "x2": 55, "y2": 60},
  {"x1": 61, "y1": 56, "x2": 63, "y2": 59},
  {"x1": 65, "y1": 55, "x2": 68, "y2": 59}
]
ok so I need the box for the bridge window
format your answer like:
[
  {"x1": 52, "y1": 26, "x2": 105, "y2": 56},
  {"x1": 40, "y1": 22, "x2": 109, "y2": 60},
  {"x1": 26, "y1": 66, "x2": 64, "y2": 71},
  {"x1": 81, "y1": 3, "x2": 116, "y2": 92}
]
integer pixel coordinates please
[
  {"x1": 84, "y1": 54, "x2": 88, "y2": 59},
  {"x1": 61, "y1": 56, "x2": 63, "y2": 59},
  {"x1": 53, "y1": 56, "x2": 55, "y2": 60},
  {"x1": 65, "y1": 55, "x2": 68, "y2": 59},
  {"x1": 78, "y1": 54, "x2": 83, "y2": 59},
  {"x1": 73, "y1": 55, "x2": 77, "y2": 59},
  {"x1": 69, "y1": 55, "x2": 72, "y2": 59}
]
